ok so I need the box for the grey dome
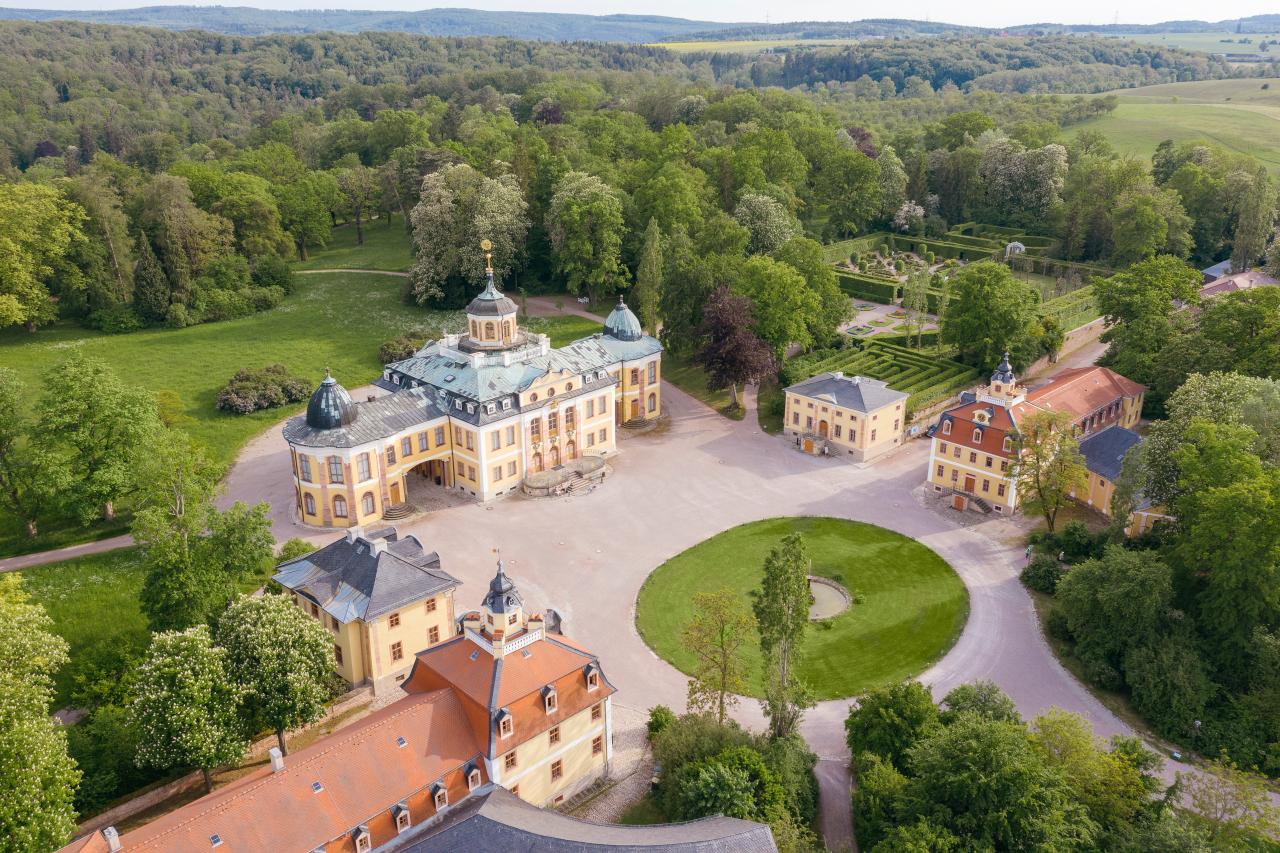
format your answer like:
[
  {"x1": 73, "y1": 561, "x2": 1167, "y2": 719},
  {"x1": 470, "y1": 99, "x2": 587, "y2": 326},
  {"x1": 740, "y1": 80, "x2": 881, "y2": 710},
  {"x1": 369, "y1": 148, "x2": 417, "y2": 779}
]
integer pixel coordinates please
[
  {"x1": 305, "y1": 370, "x2": 357, "y2": 430},
  {"x1": 482, "y1": 560, "x2": 523, "y2": 615},
  {"x1": 990, "y1": 352, "x2": 1016, "y2": 385},
  {"x1": 604, "y1": 297, "x2": 644, "y2": 342},
  {"x1": 467, "y1": 271, "x2": 517, "y2": 316}
]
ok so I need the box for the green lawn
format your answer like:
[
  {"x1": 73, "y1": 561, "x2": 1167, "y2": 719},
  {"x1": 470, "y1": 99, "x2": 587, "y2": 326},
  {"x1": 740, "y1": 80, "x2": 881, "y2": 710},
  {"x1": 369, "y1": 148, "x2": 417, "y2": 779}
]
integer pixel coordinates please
[
  {"x1": 635, "y1": 517, "x2": 968, "y2": 701},
  {"x1": 17, "y1": 549, "x2": 151, "y2": 708},
  {"x1": 1104, "y1": 32, "x2": 1280, "y2": 57},
  {"x1": 1066, "y1": 83, "x2": 1280, "y2": 174},
  {"x1": 662, "y1": 353, "x2": 745, "y2": 420},
  {"x1": 294, "y1": 215, "x2": 414, "y2": 272}
]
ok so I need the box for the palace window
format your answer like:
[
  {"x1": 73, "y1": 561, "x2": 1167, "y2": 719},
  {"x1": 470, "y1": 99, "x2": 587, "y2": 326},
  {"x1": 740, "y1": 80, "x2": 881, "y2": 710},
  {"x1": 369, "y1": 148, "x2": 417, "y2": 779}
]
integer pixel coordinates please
[
  {"x1": 468, "y1": 767, "x2": 482, "y2": 790},
  {"x1": 333, "y1": 496, "x2": 347, "y2": 518},
  {"x1": 386, "y1": 446, "x2": 396, "y2": 465},
  {"x1": 592, "y1": 703, "x2": 602, "y2": 721},
  {"x1": 985, "y1": 456, "x2": 993, "y2": 468},
  {"x1": 506, "y1": 426, "x2": 515, "y2": 445},
  {"x1": 834, "y1": 425, "x2": 842, "y2": 438},
  {"x1": 493, "y1": 466, "x2": 502, "y2": 481},
  {"x1": 491, "y1": 432, "x2": 501, "y2": 451},
  {"x1": 953, "y1": 445, "x2": 960, "y2": 458},
  {"x1": 942, "y1": 420, "x2": 952, "y2": 435},
  {"x1": 871, "y1": 429, "x2": 877, "y2": 442},
  {"x1": 304, "y1": 493, "x2": 316, "y2": 515},
  {"x1": 531, "y1": 418, "x2": 542, "y2": 438},
  {"x1": 389, "y1": 612, "x2": 400, "y2": 629},
  {"x1": 940, "y1": 442, "x2": 948, "y2": 453},
  {"x1": 972, "y1": 428, "x2": 983, "y2": 443},
  {"x1": 465, "y1": 432, "x2": 474, "y2": 451},
  {"x1": 936, "y1": 464, "x2": 944, "y2": 477},
  {"x1": 328, "y1": 457, "x2": 344, "y2": 484},
  {"x1": 648, "y1": 393, "x2": 656, "y2": 413},
  {"x1": 548, "y1": 411, "x2": 559, "y2": 431},
  {"x1": 435, "y1": 427, "x2": 446, "y2": 446},
  {"x1": 299, "y1": 455, "x2": 312, "y2": 482},
  {"x1": 419, "y1": 432, "x2": 428, "y2": 452},
  {"x1": 630, "y1": 368, "x2": 640, "y2": 386},
  {"x1": 599, "y1": 428, "x2": 607, "y2": 443},
  {"x1": 505, "y1": 751, "x2": 517, "y2": 770},
  {"x1": 456, "y1": 460, "x2": 465, "y2": 477},
  {"x1": 362, "y1": 493, "x2": 375, "y2": 515},
  {"x1": 357, "y1": 454, "x2": 371, "y2": 481},
  {"x1": 401, "y1": 437, "x2": 412, "y2": 457},
  {"x1": 793, "y1": 412, "x2": 800, "y2": 425},
  {"x1": 426, "y1": 598, "x2": 437, "y2": 613},
  {"x1": 549, "y1": 725, "x2": 561, "y2": 746},
  {"x1": 997, "y1": 483, "x2": 1007, "y2": 497},
  {"x1": 334, "y1": 644, "x2": 343, "y2": 665},
  {"x1": 453, "y1": 426, "x2": 462, "y2": 444},
  {"x1": 587, "y1": 399, "x2": 595, "y2": 417},
  {"x1": 428, "y1": 626, "x2": 439, "y2": 645},
  {"x1": 648, "y1": 362, "x2": 657, "y2": 383},
  {"x1": 587, "y1": 433, "x2": 595, "y2": 447},
  {"x1": 468, "y1": 465, "x2": 476, "y2": 481},
  {"x1": 470, "y1": 320, "x2": 479, "y2": 337},
  {"x1": 566, "y1": 408, "x2": 575, "y2": 426},
  {"x1": 969, "y1": 451, "x2": 978, "y2": 464},
  {"x1": 551, "y1": 760, "x2": 563, "y2": 782},
  {"x1": 391, "y1": 641, "x2": 403, "y2": 662},
  {"x1": 508, "y1": 613, "x2": 517, "y2": 625},
  {"x1": 310, "y1": 602, "x2": 319, "y2": 617},
  {"x1": 502, "y1": 321, "x2": 511, "y2": 339},
  {"x1": 982, "y1": 480, "x2": 990, "y2": 493},
  {"x1": 593, "y1": 735, "x2": 604, "y2": 756}
]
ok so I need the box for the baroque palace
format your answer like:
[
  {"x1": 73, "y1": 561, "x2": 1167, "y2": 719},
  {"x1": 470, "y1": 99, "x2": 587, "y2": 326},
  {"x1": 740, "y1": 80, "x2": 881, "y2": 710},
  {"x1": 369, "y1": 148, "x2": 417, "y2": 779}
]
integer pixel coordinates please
[{"x1": 284, "y1": 244, "x2": 662, "y2": 528}]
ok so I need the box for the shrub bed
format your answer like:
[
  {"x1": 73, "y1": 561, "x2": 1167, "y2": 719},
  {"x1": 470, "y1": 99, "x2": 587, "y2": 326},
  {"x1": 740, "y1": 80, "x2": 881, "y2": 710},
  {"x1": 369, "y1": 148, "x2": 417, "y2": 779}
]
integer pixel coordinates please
[{"x1": 215, "y1": 364, "x2": 311, "y2": 414}]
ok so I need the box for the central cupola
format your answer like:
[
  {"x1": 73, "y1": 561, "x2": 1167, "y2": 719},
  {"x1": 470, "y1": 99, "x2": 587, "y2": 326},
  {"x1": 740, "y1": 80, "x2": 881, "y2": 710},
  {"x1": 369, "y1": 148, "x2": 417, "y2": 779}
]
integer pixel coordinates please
[{"x1": 465, "y1": 238, "x2": 519, "y2": 350}]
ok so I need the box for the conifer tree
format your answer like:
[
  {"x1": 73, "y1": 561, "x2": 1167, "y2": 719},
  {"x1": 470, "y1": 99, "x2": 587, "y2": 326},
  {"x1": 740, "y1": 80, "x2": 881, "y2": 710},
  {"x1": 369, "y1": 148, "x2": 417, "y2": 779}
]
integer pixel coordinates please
[
  {"x1": 132, "y1": 234, "x2": 170, "y2": 324},
  {"x1": 753, "y1": 533, "x2": 814, "y2": 739},
  {"x1": 633, "y1": 218, "x2": 663, "y2": 334}
]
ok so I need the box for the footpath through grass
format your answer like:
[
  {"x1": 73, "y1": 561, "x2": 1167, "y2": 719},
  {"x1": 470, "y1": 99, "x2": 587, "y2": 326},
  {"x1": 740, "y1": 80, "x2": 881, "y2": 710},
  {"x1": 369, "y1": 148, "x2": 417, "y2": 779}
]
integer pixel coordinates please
[{"x1": 636, "y1": 517, "x2": 968, "y2": 701}]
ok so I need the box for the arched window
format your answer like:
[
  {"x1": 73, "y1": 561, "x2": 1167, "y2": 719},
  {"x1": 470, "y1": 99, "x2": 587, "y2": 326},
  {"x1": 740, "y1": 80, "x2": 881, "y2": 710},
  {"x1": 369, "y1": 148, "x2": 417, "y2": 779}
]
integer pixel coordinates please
[
  {"x1": 470, "y1": 320, "x2": 479, "y2": 337},
  {"x1": 942, "y1": 420, "x2": 952, "y2": 435},
  {"x1": 972, "y1": 428, "x2": 983, "y2": 443},
  {"x1": 485, "y1": 321, "x2": 495, "y2": 338},
  {"x1": 566, "y1": 440, "x2": 576, "y2": 460},
  {"x1": 502, "y1": 321, "x2": 511, "y2": 339},
  {"x1": 532, "y1": 452, "x2": 543, "y2": 472},
  {"x1": 333, "y1": 496, "x2": 347, "y2": 518},
  {"x1": 304, "y1": 493, "x2": 316, "y2": 515},
  {"x1": 648, "y1": 393, "x2": 657, "y2": 413},
  {"x1": 361, "y1": 492, "x2": 375, "y2": 515}
]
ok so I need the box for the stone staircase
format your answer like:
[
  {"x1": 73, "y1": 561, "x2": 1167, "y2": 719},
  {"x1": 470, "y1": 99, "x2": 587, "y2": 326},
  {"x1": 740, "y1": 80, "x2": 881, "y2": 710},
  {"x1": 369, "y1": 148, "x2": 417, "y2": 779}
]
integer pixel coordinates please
[
  {"x1": 563, "y1": 472, "x2": 593, "y2": 496},
  {"x1": 381, "y1": 502, "x2": 416, "y2": 521},
  {"x1": 970, "y1": 495, "x2": 994, "y2": 514}
]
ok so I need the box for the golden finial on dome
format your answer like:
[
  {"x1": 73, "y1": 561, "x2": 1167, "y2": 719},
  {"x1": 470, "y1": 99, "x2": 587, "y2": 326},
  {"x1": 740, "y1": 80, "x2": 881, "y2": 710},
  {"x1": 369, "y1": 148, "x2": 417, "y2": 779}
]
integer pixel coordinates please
[{"x1": 480, "y1": 239, "x2": 493, "y2": 273}]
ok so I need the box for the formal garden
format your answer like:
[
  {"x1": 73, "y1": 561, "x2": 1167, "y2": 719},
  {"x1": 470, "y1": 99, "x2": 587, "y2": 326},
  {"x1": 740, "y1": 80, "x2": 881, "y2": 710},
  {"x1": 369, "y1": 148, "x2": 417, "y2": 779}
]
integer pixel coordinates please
[{"x1": 635, "y1": 516, "x2": 968, "y2": 701}]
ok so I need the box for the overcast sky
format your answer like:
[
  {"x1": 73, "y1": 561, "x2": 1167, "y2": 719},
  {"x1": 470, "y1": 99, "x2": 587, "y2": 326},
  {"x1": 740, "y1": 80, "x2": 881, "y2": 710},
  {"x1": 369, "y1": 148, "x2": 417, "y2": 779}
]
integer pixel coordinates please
[{"x1": 2, "y1": 0, "x2": 1277, "y2": 29}]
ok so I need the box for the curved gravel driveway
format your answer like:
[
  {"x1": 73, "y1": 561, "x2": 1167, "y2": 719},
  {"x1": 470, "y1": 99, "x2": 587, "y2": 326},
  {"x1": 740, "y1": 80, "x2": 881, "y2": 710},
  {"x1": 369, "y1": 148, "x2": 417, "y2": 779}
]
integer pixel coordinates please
[{"x1": 222, "y1": 378, "x2": 1180, "y2": 851}]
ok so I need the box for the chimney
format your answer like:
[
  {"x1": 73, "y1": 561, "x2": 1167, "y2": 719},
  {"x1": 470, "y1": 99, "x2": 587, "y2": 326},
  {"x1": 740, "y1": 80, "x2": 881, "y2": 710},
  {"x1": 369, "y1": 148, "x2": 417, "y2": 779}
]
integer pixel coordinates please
[
  {"x1": 103, "y1": 827, "x2": 123, "y2": 852},
  {"x1": 269, "y1": 746, "x2": 285, "y2": 773},
  {"x1": 345, "y1": 525, "x2": 363, "y2": 544},
  {"x1": 370, "y1": 538, "x2": 387, "y2": 557}
]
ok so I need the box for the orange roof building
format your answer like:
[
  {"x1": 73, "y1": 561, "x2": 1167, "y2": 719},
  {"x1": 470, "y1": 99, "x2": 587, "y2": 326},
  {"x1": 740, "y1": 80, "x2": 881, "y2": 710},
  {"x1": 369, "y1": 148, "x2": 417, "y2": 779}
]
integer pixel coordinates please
[
  {"x1": 60, "y1": 564, "x2": 636, "y2": 853},
  {"x1": 926, "y1": 354, "x2": 1146, "y2": 516}
]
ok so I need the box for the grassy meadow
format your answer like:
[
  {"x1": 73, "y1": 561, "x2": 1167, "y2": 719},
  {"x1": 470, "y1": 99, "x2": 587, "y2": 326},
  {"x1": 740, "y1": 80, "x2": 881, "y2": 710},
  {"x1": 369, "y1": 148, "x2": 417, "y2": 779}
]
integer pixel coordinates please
[
  {"x1": 1065, "y1": 78, "x2": 1280, "y2": 173},
  {"x1": 1104, "y1": 31, "x2": 1280, "y2": 57}
]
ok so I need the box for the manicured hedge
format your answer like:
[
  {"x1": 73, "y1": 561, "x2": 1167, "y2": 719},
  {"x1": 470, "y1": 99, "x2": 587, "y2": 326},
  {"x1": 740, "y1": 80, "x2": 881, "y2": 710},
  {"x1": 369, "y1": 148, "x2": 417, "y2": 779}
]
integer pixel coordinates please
[
  {"x1": 1042, "y1": 286, "x2": 1100, "y2": 331},
  {"x1": 835, "y1": 270, "x2": 899, "y2": 303}
]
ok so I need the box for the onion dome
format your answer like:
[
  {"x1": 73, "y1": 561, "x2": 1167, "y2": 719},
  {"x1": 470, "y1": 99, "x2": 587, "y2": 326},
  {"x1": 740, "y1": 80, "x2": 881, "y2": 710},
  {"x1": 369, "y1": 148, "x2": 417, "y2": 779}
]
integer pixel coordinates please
[
  {"x1": 990, "y1": 352, "x2": 1016, "y2": 385},
  {"x1": 604, "y1": 296, "x2": 644, "y2": 342},
  {"x1": 466, "y1": 269, "x2": 517, "y2": 317},
  {"x1": 305, "y1": 369, "x2": 357, "y2": 430},
  {"x1": 482, "y1": 560, "x2": 523, "y2": 615}
]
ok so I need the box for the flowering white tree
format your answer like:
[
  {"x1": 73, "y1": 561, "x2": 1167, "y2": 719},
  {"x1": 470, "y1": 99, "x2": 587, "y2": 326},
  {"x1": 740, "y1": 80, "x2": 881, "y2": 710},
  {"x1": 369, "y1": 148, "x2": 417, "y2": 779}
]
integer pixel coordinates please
[
  {"x1": 132, "y1": 626, "x2": 246, "y2": 793},
  {"x1": 893, "y1": 201, "x2": 925, "y2": 234},
  {"x1": 0, "y1": 575, "x2": 79, "y2": 851},
  {"x1": 734, "y1": 193, "x2": 799, "y2": 255},
  {"x1": 216, "y1": 594, "x2": 334, "y2": 756}
]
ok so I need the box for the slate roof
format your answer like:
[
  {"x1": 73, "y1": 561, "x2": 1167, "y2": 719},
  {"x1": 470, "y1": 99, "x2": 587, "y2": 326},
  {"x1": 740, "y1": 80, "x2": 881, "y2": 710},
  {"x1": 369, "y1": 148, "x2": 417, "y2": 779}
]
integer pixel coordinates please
[
  {"x1": 402, "y1": 784, "x2": 779, "y2": 852},
  {"x1": 283, "y1": 386, "x2": 446, "y2": 448},
  {"x1": 466, "y1": 273, "x2": 518, "y2": 316},
  {"x1": 604, "y1": 297, "x2": 645, "y2": 342},
  {"x1": 1079, "y1": 426, "x2": 1142, "y2": 481},
  {"x1": 273, "y1": 527, "x2": 459, "y2": 623},
  {"x1": 785, "y1": 372, "x2": 907, "y2": 413}
]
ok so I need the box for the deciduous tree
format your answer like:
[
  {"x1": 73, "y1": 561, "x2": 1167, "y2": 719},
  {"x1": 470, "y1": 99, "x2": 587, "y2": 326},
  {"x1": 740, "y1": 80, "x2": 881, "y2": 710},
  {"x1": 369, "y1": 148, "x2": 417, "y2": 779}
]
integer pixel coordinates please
[
  {"x1": 938, "y1": 261, "x2": 1041, "y2": 369},
  {"x1": 0, "y1": 369, "x2": 51, "y2": 538},
  {"x1": 132, "y1": 626, "x2": 246, "y2": 793},
  {"x1": 734, "y1": 193, "x2": 798, "y2": 255},
  {"x1": 335, "y1": 164, "x2": 380, "y2": 246},
  {"x1": 753, "y1": 533, "x2": 813, "y2": 739},
  {"x1": 845, "y1": 681, "x2": 940, "y2": 771},
  {"x1": 215, "y1": 594, "x2": 334, "y2": 755},
  {"x1": 0, "y1": 181, "x2": 86, "y2": 330},
  {"x1": 545, "y1": 171, "x2": 625, "y2": 303},
  {"x1": 695, "y1": 285, "x2": 774, "y2": 409},
  {"x1": 682, "y1": 588, "x2": 752, "y2": 725},
  {"x1": 1012, "y1": 409, "x2": 1088, "y2": 534}
]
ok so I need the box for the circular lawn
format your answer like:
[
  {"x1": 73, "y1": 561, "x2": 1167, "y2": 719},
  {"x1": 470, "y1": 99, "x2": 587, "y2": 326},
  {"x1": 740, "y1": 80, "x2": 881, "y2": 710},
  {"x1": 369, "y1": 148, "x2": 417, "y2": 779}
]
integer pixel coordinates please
[{"x1": 635, "y1": 516, "x2": 968, "y2": 701}]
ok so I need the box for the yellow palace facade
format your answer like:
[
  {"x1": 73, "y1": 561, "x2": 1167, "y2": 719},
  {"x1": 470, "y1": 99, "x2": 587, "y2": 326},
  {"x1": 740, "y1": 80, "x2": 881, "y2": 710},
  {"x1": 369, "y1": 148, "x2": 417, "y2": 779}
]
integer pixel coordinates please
[{"x1": 283, "y1": 261, "x2": 662, "y2": 528}]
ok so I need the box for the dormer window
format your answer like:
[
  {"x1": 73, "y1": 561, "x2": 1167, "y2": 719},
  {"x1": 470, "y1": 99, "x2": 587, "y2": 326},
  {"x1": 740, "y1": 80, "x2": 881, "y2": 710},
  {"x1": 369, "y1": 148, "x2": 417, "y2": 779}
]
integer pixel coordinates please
[
  {"x1": 393, "y1": 803, "x2": 411, "y2": 833},
  {"x1": 467, "y1": 766, "x2": 482, "y2": 791},
  {"x1": 942, "y1": 420, "x2": 952, "y2": 435},
  {"x1": 584, "y1": 663, "x2": 600, "y2": 691},
  {"x1": 432, "y1": 782, "x2": 448, "y2": 810},
  {"x1": 353, "y1": 826, "x2": 371, "y2": 853},
  {"x1": 497, "y1": 709, "x2": 513, "y2": 738},
  {"x1": 486, "y1": 403, "x2": 495, "y2": 414},
  {"x1": 972, "y1": 428, "x2": 982, "y2": 443},
  {"x1": 502, "y1": 399, "x2": 512, "y2": 411},
  {"x1": 542, "y1": 685, "x2": 558, "y2": 714}
]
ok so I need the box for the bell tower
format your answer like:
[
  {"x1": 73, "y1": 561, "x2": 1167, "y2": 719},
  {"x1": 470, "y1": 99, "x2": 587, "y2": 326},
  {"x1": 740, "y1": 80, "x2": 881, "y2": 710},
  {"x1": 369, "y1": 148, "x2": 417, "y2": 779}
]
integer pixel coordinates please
[
  {"x1": 979, "y1": 352, "x2": 1026, "y2": 406},
  {"x1": 465, "y1": 239, "x2": 520, "y2": 349}
]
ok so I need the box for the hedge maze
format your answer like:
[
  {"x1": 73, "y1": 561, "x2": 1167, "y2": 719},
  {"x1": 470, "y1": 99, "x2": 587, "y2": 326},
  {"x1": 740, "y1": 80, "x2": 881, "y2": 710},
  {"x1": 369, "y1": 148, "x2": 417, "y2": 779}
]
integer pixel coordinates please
[{"x1": 784, "y1": 339, "x2": 980, "y2": 416}]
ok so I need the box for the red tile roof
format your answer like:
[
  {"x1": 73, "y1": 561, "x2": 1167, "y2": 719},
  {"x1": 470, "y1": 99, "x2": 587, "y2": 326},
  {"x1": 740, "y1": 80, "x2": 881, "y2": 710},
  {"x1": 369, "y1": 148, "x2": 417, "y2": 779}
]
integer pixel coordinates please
[
  {"x1": 937, "y1": 400, "x2": 1017, "y2": 456},
  {"x1": 66, "y1": 689, "x2": 484, "y2": 853},
  {"x1": 1016, "y1": 367, "x2": 1145, "y2": 421}
]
